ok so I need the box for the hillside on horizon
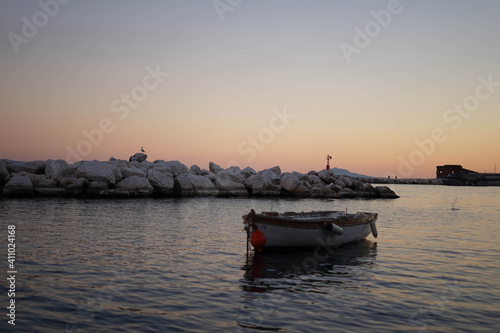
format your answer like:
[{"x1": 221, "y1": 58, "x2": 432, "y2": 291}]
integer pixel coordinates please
[{"x1": 330, "y1": 167, "x2": 372, "y2": 178}]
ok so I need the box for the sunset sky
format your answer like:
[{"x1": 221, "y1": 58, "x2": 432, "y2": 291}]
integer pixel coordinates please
[{"x1": 1, "y1": 0, "x2": 499, "y2": 178}]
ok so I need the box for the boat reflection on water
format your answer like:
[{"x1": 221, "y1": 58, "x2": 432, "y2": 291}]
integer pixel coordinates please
[
  {"x1": 241, "y1": 240, "x2": 378, "y2": 290},
  {"x1": 238, "y1": 241, "x2": 378, "y2": 331}
]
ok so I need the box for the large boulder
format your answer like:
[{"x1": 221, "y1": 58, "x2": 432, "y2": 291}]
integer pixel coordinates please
[
  {"x1": 77, "y1": 160, "x2": 116, "y2": 185},
  {"x1": 5, "y1": 160, "x2": 46, "y2": 174},
  {"x1": 107, "y1": 159, "x2": 129, "y2": 170},
  {"x1": 355, "y1": 183, "x2": 377, "y2": 198},
  {"x1": 9, "y1": 172, "x2": 46, "y2": 186},
  {"x1": 339, "y1": 187, "x2": 357, "y2": 198},
  {"x1": 264, "y1": 166, "x2": 281, "y2": 175},
  {"x1": 190, "y1": 164, "x2": 201, "y2": 174},
  {"x1": 310, "y1": 186, "x2": 341, "y2": 199},
  {"x1": 61, "y1": 163, "x2": 80, "y2": 179},
  {"x1": 153, "y1": 161, "x2": 189, "y2": 176},
  {"x1": 86, "y1": 181, "x2": 108, "y2": 196},
  {"x1": 44, "y1": 159, "x2": 68, "y2": 183},
  {"x1": 114, "y1": 175, "x2": 154, "y2": 196},
  {"x1": 280, "y1": 173, "x2": 309, "y2": 197},
  {"x1": 198, "y1": 169, "x2": 217, "y2": 182},
  {"x1": 174, "y1": 173, "x2": 218, "y2": 196},
  {"x1": 240, "y1": 166, "x2": 257, "y2": 178},
  {"x1": 214, "y1": 177, "x2": 248, "y2": 196},
  {"x1": 147, "y1": 168, "x2": 174, "y2": 196},
  {"x1": 307, "y1": 174, "x2": 325, "y2": 188},
  {"x1": 34, "y1": 178, "x2": 57, "y2": 189},
  {"x1": 217, "y1": 170, "x2": 246, "y2": 184},
  {"x1": 339, "y1": 176, "x2": 353, "y2": 189},
  {"x1": 3, "y1": 175, "x2": 33, "y2": 196},
  {"x1": 245, "y1": 173, "x2": 281, "y2": 196},
  {"x1": 317, "y1": 169, "x2": 336, "y2": 184},
  {"x1": 209, "y1": 162, "x2": 224, "y2": 174},
  {"x1": 65, "y1": 178, "x2": 89, "y2": 196},
  {"x1": 122, "y1": 167, "x2": 147, "y2": 178},
  {"x1": 375, "y1": 186, "x2": 400, "y2": 198},
  {"x1": 129, "y1": 153, "x2": 147, "y2": 163}
]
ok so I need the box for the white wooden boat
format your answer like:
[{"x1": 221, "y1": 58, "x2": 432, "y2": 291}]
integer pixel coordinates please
[{"x1": 242, "y1": 209, "x2": 378, "y2": 252}]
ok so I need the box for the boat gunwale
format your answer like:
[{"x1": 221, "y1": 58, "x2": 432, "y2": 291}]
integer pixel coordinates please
[{"x1": 252, "y1": 211, "x2": 378, "y2": 229}]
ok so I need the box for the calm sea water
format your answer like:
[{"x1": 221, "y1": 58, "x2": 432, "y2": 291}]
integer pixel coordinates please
[{"x1": 1, "y1": 185, "x2": 499, "y2": 332}]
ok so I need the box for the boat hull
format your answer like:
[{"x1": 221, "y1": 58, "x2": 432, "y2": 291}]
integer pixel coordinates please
[
  {"x1": 244, "y1": 211, "x2": 378, "y2": 251},
  {"x1": 254, "y1": 221, "x2": 373, "y2": 248}
]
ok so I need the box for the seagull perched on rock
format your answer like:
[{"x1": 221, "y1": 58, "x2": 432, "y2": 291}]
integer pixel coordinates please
[{"x1": 141, "y1": 147, "x2": 146, "y2": 153}]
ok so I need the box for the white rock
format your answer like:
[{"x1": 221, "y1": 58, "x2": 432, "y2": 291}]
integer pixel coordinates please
[
  {"x1": 174, "y1": 173, "x2": 219, "y2": 196},
  {"x1": 245, "y1": 173, "x2": 280, "y2": 196},
  {"x1": 61, "y1": 164, "x2": 79, "y2": 179},
  {"x1": 122, "y1": 167, "x2": 147, "y2": 178},
  {"x1": 263, "y1": 166, "x2": 281, "y2": 175},
  {"x1": 3, "y1": 175, "x2": 33, "y2": 196},
  {"x1": 209, "y1": 162, "x2": 224, "y2": 174},
  {"x1": 310, "y1": 186, "x2": 340, "y2": 199},
  {"x1": 147, "y1": 168, "x2": 174, "y2": 195},
  {"x1": 65, "y1": 178, "x2": 89, "y2": 196},
  {"x1": 34, "y1": 178, "x2": 57, "y2": 188},
  {"x1": 339, "y1": 176, "x2": 353, "y2": 188},
  {"x1": 190, "y1": 164, "x2": 201, "y2": 174},
  {"x1": 214, "y1": 177, "x2": 248, "y2": 196},
  {"x1": 339, "y1": 187, "x2": 357, "y2": 198},
  {"x1": 5, "y1": 160, "x2": 46, "y2": 174},
  {"x1": 86, "y1": 181, "x2": 108, "y2": 196},
  {"x1": 280, "y1": 173, "x2": 309, "y2": 196},
  {"x1": 217, "y1": 170, "x2": 246, "y2": 184},
  {"x1": 129, "y1": 153, "x2": 147, "y2": 163},
  {"x1": 240, "y1": 167, "x2": 257, "y2": 178},
  {"x1": 334, "y1": 178, "x2": 346, "y2": 188},
  {"x1": 77, "y1": 160, "x2": 116, "y2": 185},
  {"x1": 375, "y1": 186, "x2": 399, "y2": 198},
  {"x1": 199, "y1": 169, "x2": 217, "y2": 182},
  {"x1": 307, "y1": 175, "x2": 325, "y2": 188},
  {"x1": 114, "y1": 175, "x2": 154, "y2": 196},
  {"x1": 107, "y1": 159, "x2": 129, "y2": 170},
  {"x1": 44, "y1": 159, "x2": 68, "y2": 183},
  {"x1": 11, "y1": 172, "x2": 46, "y2": 186},
  {"x1": 153, "y1": 161, "x2": 189, "y2": 176},
  {"x1": 317, "y1": 169, "x2": 336, "y2": 184}
]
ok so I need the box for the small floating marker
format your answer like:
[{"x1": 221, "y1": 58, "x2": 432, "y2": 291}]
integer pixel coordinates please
[
  {"x1": 326, "y1": 222, "x2": 343, "y2": 235},
  {"x1": 250, "y1": 230, "x2": 266, "y2": 252},
  {"x1": 370, "y1": 221, "x2": 378, "y2": 238}
]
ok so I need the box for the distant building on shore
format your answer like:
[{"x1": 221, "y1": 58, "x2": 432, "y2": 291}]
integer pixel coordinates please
[
  {"x1": 436, "y1": 165, "x2": 477, "y2": 179},
  {"x1": 437, "y1": 164, "x2": 500, "y2": 186}
]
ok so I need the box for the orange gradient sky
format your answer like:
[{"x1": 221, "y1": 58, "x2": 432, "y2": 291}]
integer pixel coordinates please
[{"x1": 1, "y1": 1, "x2": 499, "y2": 178}]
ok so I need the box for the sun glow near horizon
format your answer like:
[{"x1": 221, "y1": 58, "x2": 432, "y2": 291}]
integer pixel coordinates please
[{"x1": 1, "y1": 1, "x2": 500, "y2": 178}]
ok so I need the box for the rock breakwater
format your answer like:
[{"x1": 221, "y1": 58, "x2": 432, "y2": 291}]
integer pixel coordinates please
[{"x1": 0, "y1": 157, "x2": 399, "y2": 199}]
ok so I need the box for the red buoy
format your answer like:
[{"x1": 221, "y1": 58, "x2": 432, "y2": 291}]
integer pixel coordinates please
[{"x1": 250, "y1": 230, "x2": 266, "y2": 252}]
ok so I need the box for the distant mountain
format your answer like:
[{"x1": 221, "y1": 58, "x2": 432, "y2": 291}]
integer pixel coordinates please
[{"x1": 331, "y1": 167, "x2": 371, "y2": 178}]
